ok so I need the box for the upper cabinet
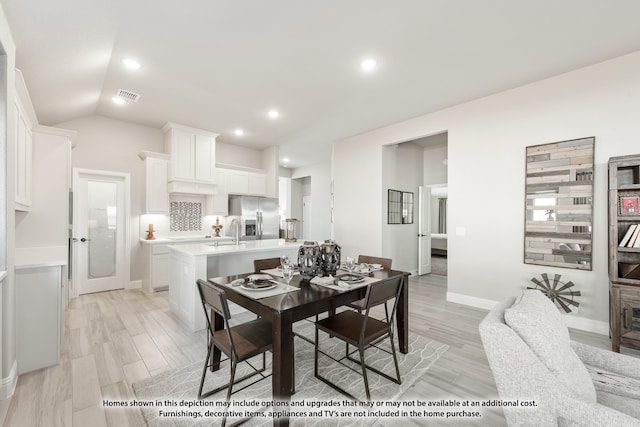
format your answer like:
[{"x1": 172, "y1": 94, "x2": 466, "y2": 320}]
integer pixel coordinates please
[
  {"x1": 14, "y1": 102, "x2": 33, "y2": 210},
  {"x1": 163, "y1": 122, "x2": 218, "y2": 192},
  {"x1": 14, "y1": 69, "x2": 38, "y2": 211},
  {"x1": 217, "y1": 166, "x2": 267, "y2": 197},
  {"x1": 139, "y1": 151, "x2": 169, "y2": 214},
  {"x1": 15, "y1": 70, "x2": 37, "y2": 211}
]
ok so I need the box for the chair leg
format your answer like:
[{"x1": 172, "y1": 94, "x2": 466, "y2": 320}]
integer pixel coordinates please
[
  {"x1": 314, "y1": 327, "x2": 319, "y2": 377},
  {"x1": 198, "y1": 342, "x2": 214, "y2": 399},
  {"x1": 221, "y1": 360, "x2": 237, "y2": 427},
  {"x1": 358, "y1": 346, "x2": 371, "y2": 402},
  {"x1": 389, "y1": 333, "x2": 401, "y2": 384}
]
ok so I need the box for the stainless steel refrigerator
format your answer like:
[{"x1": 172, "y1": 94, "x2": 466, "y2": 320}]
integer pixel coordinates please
[{"x1": 228, "y1": 195, "x2": 280, "y2": 240}]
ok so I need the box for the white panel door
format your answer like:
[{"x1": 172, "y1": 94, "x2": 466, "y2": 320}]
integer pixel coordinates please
[
  {"x1": 418, "y1": 186, "x2": 432, "y2": 275},
  {"x1": 73, "y1": 169, "x2": 130, "y2": 295}
]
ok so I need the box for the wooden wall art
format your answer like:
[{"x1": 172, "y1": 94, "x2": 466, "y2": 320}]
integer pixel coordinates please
[{"x1": 524, "y1": 137, "x2": 594, "y2": 270}]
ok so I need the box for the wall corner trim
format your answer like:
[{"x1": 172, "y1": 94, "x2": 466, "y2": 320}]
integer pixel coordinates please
[{"x1": 0, "y1": 360, "x2": 18, "y2": 400}]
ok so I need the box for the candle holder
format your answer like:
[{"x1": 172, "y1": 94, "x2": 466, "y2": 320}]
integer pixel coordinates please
[
  {"x1": 212, "y1": 217, "x2": 223, "y2": 237},
  {"x1": 146, "y1": 224, "x2": 155, "y2": 240},
  {"x1": 297, "y1": 241, "x2": 322, "y2": 280},
  {"x1": 285, "y1": 219, "x2": 301, "y2": 242},
  {"x1": 320, "y1": 239, "x2": 341, "y2": 275}
]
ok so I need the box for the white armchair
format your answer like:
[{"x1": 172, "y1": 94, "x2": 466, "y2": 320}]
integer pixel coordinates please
[{"x1": 479, "y1": 290, "x2": 640, "y2": 426}]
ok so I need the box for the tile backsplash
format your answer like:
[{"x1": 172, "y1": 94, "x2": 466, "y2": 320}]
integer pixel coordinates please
[{"x1": 170, "y1": 201, "x2": 202, "y2": 232}]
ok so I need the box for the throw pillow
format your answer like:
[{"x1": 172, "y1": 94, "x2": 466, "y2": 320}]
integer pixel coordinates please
[{"x1": 505, "y1": 290, "x2": 597, "y2": 403}]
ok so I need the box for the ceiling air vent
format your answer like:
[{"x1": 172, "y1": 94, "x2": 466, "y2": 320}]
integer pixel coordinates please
[{"x1": 116, "y1": 89, "x2": 141, "y2": 103}]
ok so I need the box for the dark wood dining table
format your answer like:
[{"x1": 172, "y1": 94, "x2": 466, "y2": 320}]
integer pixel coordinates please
[{"x1": 207, "y1": 268, "x2": 410, "y2": 427}]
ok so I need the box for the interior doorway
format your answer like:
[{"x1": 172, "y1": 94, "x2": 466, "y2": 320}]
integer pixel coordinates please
[
  {"x1": 302, "y1": 196, "x2": 312, "y2": 240},
  {"x1": 290, "y1": 176, "x2": 311, "y2": 240},
  {"x1": 72, "y1": 168, "x2": 130, "y2": 295}
]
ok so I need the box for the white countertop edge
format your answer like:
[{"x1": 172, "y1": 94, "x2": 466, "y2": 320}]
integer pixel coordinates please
[
  {"x1": 0, "y1": 270, "x2": 7, "y2": 281},
  {"x1": 14, "y1": 246, "x2": 68, "y2": 269},
  {"x1": 140, "y1": 236, "x2": 235, "y2": 245},
  {"x1": 168, "y1": 239, "x2": 301, "y2": 256}
]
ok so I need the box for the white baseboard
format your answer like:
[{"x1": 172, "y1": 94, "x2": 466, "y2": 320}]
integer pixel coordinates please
[
  {"x1": 564, "y1": 316, "x2": 609, "y2": 335},
  {"x1": 447, "y1": 291, "x2": 497, "y2": 310},
  {"x1": 127, "y1": 280, "x2": 142, "y2": 290},
  {"x1": 446, "y1": 292, "x2": 609, "y2": 335},
  {"x1": 0, "y1": 360, "x2": 18, "y2": 400}
]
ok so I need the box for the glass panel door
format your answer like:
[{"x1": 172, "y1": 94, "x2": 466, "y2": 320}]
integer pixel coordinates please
[{"x1": 87, "y1": 180, "x2": 117, "y2": 279}]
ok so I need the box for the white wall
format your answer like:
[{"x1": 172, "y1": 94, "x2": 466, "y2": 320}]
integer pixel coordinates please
[
  {"x1": 55, "y1": 115, "x2": 164, "y2": 282},
  {"x1": 423, "y1": 141, "x2": 448, "y2": 185},
  {"x1": 334, "y1": 50, "x2": 640, "y2": 333},
  {"x1": 0, "y1": 3, "x2": 18, "y2": 412},
  {"x1": 216, "y1": 141, "x2": 262, "y2": 168},
  {"x1": 381, "y1": 143, "x2": 424, "y2": 273},
  {"x1": 291, "y1": 161, "x2": 332, "y2": 242}
]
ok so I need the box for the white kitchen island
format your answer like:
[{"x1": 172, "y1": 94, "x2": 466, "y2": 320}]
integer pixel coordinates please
[{"x1": 168, "y1": 239, "x2": 301, "y2": 331}]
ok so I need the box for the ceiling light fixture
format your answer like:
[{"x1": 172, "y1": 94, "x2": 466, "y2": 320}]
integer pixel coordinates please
[
  {"x1": 361, "y1": 58, "x2": 377, "y2": 72},
  {"x1": 112, "y1": 96, "x2": 126, "y2": 105},
  {"x1": 282, "y1": 158, "x2": 289, "y2": 163},
  {"x1": 234, "y1": 129, "x2": 244, "y2": 136},
  {"x1": 268, "y1": 110, "x2": 280, "y2": 119},
  {"x1": 122, "y1": 58, "x2": 141, "y2": 70}
]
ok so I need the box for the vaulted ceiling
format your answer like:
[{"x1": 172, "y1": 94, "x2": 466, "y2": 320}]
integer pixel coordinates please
[{"x1": 3, "y1": 0, "x2": 640, "y2": 167}]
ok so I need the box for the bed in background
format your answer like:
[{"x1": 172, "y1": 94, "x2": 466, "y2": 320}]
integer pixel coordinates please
[{"x1": 431, "y1": 233, "x2": 447, "y2": 256}]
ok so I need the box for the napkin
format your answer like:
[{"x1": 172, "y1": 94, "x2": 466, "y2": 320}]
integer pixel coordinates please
[
  {"x1": 310, "y1": 275, "x2": 351, "y2": 290},
  {"x1": 310, "y1": 275, "x2": 335, "y2": 285},
  {"x1": 230, "y1": 278, "x2": 245, "y2": 287}
]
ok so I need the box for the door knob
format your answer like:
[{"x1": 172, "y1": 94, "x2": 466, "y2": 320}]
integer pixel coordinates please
[{"x1": 80, "y1": 237, "x2": 91, "y2": 242}]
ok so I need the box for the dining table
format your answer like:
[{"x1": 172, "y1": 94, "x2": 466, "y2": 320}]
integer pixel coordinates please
[{"x1": 207, "y1": 267, "x2": 410, "y2": 427}]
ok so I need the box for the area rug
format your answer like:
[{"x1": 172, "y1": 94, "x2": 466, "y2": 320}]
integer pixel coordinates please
[{"x1": 131, "y1": 321, "x2": 448, "y2": 426}]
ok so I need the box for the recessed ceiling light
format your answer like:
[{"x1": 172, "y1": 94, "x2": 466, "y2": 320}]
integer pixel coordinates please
[
  {"x1": 282, "y1": 158, "x2": 289, "y2": 163},
  {"x1": 112, "y1": 96, "x2": 126, "y2": 105},
  {"x1": 361, "y1": 58, "x2": 377, "y2": 72},
  {"x1": 122, "y1": 58, "x2": 141, "y2": 70},
  {"x1": 234, "y1": 129, "x2": 244, "y2": 136},
  {"x1": 268, "y1": 110, "x2": 280, "y2": 119}
]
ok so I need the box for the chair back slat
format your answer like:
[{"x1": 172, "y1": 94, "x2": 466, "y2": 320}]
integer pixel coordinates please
[
  {"x1": 365, "y1": 276, "x2": 403, "y2": 309},
  {"x1": 196, "y1": 279, "x2": 231, "y2": 321},
  {"x1": 253, "y1": 257, "x2": 282, "y2": 273},
  {"x1": 358, "y1": 255, "x2": 392, "y2": 271}
]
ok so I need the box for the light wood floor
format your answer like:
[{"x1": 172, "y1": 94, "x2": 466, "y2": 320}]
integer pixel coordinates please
[{"x1": 4, "y1": 273, "x2": 636, "y2": 426}]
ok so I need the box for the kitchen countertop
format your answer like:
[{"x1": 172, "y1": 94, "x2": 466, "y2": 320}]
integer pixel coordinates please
[
  {"x1": 168, "y1": 238, "x2": 301, "y2": 256},
  {"x1": 14, "y1": 246, "x2": 68, "y2": 269},
  {"x1": 140, "y1": 236, "x2": 235, "y2": 245}
]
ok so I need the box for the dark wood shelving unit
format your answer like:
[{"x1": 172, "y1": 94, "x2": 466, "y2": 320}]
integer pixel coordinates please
[{"x1": 609, "y1": 155, "x2": 640, "y2": 352}]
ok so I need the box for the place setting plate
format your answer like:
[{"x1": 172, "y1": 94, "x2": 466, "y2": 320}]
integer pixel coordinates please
[
  {"x1": 241, "y1": 278, "x2": 279, "y2": 291},
  {"x1": 334, "y1": 273, "x2": 365, "y2": 285}
]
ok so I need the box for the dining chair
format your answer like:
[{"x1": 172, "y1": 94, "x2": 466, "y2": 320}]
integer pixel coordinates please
[
  {"x1": 357, "y1": 255, "x2": 392, "y2": 271},
  {"x1": 196, "y1": 279, "x2": 272, "y2": 425},
  {"x1": 254, "y1": 256, "x2": 318, "y2": 349},
  {"x1": 253, "y1": 257, "x2": 282, "y2": 273},
  {"x1": 345, "y1": 255, "x2": 393, "y2": 319},
  {"x1": 314, "y1": 276, "x2": 404, "y2": 401}
]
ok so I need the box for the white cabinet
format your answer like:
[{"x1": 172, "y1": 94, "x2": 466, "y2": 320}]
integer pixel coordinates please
[
  {"x1": 139, "y1": 151, "x2": 169, "y2": 214},
  {"x1": 142, "y1": 244, "x2": 170, "y2": 292},
  {"x1": 163, "y1": 122, "x2": 218, "y2": 188},
  {"x1": 249, "y1": 173, "x2": 267, "y2": 195},
  {"x1": 16, "y1": 264, "x2": 65, "y2": 374},
  {"x1": 206, "y1": 169, "x2": 229, "y2": 215},
  {"x1": 14, "y1": 91, "x2": 34, "y2": 211},
  {"x1": 218, "y1": 167, "x2": 267, "y2": 197}
]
